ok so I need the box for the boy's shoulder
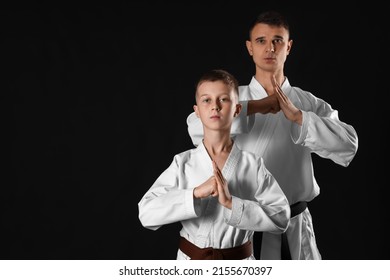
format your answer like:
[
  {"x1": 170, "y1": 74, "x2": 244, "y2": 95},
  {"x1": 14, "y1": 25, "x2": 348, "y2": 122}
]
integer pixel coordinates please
[{"x1": 173, "y1": 145, "x2": 203, "y2": 161}]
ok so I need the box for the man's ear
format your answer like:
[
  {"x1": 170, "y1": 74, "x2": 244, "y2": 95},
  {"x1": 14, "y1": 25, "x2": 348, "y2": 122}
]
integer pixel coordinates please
[
  {"x1": 193, "y1": 105, "x2": 200, "y2": 118},
  {"x1": 287, "y1": 39, "x2": 293, "y2": 55},
  {"x1": 246, "y1": 40, "x2": 253, "y2": 56}
]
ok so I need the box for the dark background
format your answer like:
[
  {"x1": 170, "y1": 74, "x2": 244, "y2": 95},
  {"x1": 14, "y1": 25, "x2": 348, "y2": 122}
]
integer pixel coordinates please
[{"x1": 5, "y1": 1, "x2": 387, "y2": 260}]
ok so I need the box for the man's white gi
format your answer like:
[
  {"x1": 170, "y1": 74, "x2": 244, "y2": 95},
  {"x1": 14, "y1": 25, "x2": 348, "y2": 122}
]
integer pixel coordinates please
[
  {"x1": 186, "y1": 77, "x2": 359, "y2": 259},
  {"x1": 138, "y1": 141, "x2": 290, "y2": 260}
]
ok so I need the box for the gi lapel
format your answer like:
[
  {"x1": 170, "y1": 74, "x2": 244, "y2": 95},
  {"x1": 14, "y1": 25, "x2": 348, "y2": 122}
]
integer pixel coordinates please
[
  {"x1": 252, "y1": 86, "x2": 292, "y2": 157},
  {"x1": 195, "y1": 144, "x2": 240, "y2": 248},
  {"x1": 253, "y1": 113, "x2": 281, "y2": 157}
]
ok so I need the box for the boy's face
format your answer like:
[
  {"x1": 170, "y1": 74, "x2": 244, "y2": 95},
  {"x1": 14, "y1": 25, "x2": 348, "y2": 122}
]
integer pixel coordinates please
[{"x1": 193, "y1": 81, "x2": 241, "y2": 132}]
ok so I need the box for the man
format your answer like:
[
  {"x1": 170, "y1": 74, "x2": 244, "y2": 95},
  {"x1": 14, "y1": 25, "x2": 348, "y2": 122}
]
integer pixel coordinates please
[{"x1": 186, "y1": 11, "x2": 358, "y2": 259}]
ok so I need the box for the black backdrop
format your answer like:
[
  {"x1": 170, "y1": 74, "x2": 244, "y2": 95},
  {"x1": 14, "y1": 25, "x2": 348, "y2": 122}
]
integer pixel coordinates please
[{"x1": 5, "y1": 1, "x2": 388, "y2": 260}]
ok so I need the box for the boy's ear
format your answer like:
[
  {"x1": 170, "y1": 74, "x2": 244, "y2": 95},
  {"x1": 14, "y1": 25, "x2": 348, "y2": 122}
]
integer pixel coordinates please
[{"x1": 234, "y1": 103, "x2": 242, "y2": 117}]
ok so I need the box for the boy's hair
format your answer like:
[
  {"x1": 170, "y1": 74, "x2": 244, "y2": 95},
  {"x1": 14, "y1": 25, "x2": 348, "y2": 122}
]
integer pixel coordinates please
[
  {"x1": 195, "y1": 69, "x2": 239, "y2": 99},
  {"x1": 248, "y1": 10, "x2": 290, "y2": 39}
]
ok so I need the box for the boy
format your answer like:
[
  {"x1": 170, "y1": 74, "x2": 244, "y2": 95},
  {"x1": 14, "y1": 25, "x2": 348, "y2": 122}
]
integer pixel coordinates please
[{"x1": 138, "y1": 69, "x2": 290, "y2": 260}]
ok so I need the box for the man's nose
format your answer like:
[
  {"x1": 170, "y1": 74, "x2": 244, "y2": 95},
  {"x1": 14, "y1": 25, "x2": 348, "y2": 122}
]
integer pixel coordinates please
[{"x1": 267, "y1": 42, "x2": 275, "y2": 52}]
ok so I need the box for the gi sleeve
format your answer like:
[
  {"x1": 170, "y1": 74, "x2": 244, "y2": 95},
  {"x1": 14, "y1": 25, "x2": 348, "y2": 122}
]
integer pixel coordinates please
[
  {"x1": 290, "y1": 90, "x2": 358, "y2": 167},
  {"x1": 138, "y1": 156, "x2": 200, "y2": 230},
  {"x1": 223, "y1": 158, "x2": 290, "y2": 233}
]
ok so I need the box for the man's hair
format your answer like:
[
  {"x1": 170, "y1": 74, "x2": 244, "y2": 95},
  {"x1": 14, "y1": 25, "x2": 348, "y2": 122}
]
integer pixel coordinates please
[
  {"x1": 248, "y1": 10, "x2": 290, "y2": 39},
  {"x1": 195, "y1": 69, "x2": 239, "y2": 99}
]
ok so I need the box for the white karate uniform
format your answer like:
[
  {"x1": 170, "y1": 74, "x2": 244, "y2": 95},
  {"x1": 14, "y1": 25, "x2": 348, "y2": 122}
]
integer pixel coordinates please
[
  {"x1": 187, "y1": 77, "x2": 358, "y2": 259},
  {"x1": 138, "y1": 141, "x2": 290, "y2": 260}
]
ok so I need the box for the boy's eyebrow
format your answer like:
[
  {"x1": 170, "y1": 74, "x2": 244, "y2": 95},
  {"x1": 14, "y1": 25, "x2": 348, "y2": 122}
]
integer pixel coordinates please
[{"x1": 199, "y1": 92, "x2": 231, "y2": 97}]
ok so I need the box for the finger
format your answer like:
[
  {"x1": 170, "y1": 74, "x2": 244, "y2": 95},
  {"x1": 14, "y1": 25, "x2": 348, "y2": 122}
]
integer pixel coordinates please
[
  {"x1": 212, "y1": 161, "x2": 223, "y2": 181},
  {"x1": 208, "y1": 176, "x2": 218, "y2": 196},
  {"x1": 210, "y1": 189, "x2": 218, "y2": 197},
  {"x1": 212, "y1": 160, "x2": 219, "y2": 172},
  {"x1": 275, "y1": 83, "x2": 288, "y2": 103},
  {"x1": 272, "y1": 77, "x2": 282, "y2": 100},
  {"x1": 272, "y1": 76, "x2": 287, "y2": 102},
  {"x1": 271, "y1": 75, "x2": 277, "y2": 87},
  {"x1": 211, "y1": 183, "x2": 219, "y2": 197},
  {"x1": 213, "y1": 168, "x2": 222, "y2": 187},
  {"x1": 214, "y1": 176, "x2": 225, "y2": 199},
  {"x1": 214, "y1": 165, "x2": 225, "y2": 186},
  {"x1": 214, "y1": 175, "x2": 227, "y2": 201}
]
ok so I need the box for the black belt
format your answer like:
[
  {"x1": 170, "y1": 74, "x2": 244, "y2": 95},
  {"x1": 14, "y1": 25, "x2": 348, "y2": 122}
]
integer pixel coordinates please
[
  {"x1": 281, "y1": 201, "x2": 308, "y2": 260},
  {"x1": 290, "y1": 201, "x2": 308, "y2": 217},
  {"x1": 253, "y1": 201, "x2": 308, "y2": 260}
]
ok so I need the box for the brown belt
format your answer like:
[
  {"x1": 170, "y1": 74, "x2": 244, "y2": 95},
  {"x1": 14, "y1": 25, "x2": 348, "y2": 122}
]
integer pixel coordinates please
[{"x1": 179, "y1": 237, "x2": 252, "y2": 260}]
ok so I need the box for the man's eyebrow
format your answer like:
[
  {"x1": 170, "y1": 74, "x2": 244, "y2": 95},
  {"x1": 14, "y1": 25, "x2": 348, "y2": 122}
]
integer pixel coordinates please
[{"x1": 255, "y1": 35, "x2": 284, "y2": 40}]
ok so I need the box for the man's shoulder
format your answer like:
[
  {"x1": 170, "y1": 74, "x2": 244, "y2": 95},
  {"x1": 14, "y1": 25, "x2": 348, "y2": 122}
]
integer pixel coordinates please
[
  {"x1": 289, "y1": 86, "x2": 321, "y2": 106},
  {"x1": 238, "y1": 84, "x2": 250, "y2": 91},
  {"x1": 235, "y1": 146, "x2": 264, "y2": 165},
  {"x1": 238, "y1": 84, "x2": 251, "y2": 99}
]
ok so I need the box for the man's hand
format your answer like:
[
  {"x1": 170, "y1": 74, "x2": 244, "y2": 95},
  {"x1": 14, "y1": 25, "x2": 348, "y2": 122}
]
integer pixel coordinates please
[
  {"x1": 247, "y1": 94, "x2": 280, "y2": 116},
  {"x1": 272, "y1": 76, "x2": 303, "y2": 125}
]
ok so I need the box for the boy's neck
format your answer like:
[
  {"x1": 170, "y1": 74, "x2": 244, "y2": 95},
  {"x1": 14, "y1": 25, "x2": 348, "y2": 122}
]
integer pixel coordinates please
[{"x1": 202, "y1": 137, "x2": 233, "y2": 157}]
